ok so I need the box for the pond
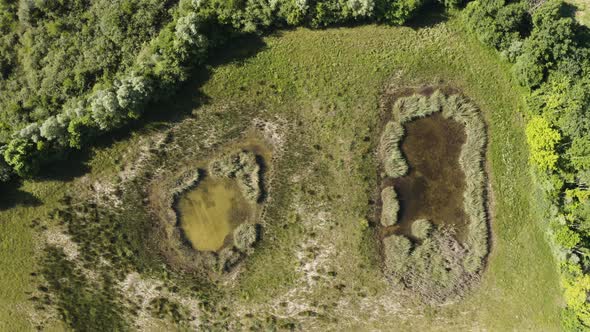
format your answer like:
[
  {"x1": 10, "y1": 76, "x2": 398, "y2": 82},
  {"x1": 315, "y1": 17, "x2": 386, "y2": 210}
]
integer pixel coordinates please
[
  {"x1": 176, "y1": 177, "x2": 253, "y2": 252},
  {"x1": 382, "y1": 113, "x2": 468, "y2": 240}
]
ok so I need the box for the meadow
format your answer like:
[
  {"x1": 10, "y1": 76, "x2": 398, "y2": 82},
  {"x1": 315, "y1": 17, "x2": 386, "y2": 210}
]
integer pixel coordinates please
[{"x1": 0, "y1": 14, "x2": 563, "y2": 331}]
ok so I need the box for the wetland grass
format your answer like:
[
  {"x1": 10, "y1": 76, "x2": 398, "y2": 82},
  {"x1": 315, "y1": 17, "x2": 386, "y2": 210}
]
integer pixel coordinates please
[{"x1": 379, "y1": 90, "x2": 488, "y2": 302}]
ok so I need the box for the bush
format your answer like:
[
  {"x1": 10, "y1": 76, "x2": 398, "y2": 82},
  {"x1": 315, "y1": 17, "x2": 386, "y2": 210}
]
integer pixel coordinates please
[
  {"x1": 3, "y1": 138, "x2": 40, "y2": 177},
  {"x1": 383, "y1": 230, "x2": 471, "y2": 303}
]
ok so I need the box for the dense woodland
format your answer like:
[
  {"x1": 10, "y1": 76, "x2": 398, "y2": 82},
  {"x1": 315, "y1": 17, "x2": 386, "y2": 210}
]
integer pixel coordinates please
[{"x1": 0, "y1": 0, "x2": 589, "y2": 329}]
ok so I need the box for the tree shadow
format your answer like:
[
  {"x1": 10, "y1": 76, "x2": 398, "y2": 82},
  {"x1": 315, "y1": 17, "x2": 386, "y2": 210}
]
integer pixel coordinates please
[
  {"x1": 561, "y1": 2, "x2": 590, "y2": 45},
  {"x1": 33, "y1": 33, "x2": 268, "y2": 183},
  {"x1": 405, "y1": 3, "x2": 449, "y2": 30},
  {"x1": 0, "y1": 180, "x2": 42, "y2": 211}
]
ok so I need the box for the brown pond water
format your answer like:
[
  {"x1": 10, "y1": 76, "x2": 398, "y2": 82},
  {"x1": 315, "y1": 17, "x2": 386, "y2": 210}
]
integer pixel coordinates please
[
  {"x1": 177, "y1": 177, "x2": 252, "y2": 252},
  {"x1": 382, "y1": 113, "x2": 468, "y2": 241}
]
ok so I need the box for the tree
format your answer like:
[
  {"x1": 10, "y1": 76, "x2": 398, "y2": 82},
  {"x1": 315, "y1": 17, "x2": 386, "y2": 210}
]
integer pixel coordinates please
[
  {"x1": 555, "y1": 225, "x2": 581, "y2": 249},
  {"x1": 3, "y1": 138, "x2": 39, "y2": 177},
  {"x1": 90, "y1": 89, "x2": 122, "y2": 130},
  {"x1": 564, "y1": 274, "x2": 590, "y2": 326},
  {"x1": 0, "y1": 145, "x2": 11, "y2": 182},
  {"x1": 513, "y1": 52, "x2": 544, "y2": 88},
  {"x1": 569, "y1": 137, "x2": 590, "y2": 171},
  {"x1": 40, "y1": 116, "x2": 65, "y2": 142},
  {"x1": 348, "y1": 0, "x2": 375, "y2": 17},
  {"x1": 525, "y1": 116, "x2": 561, "y2": 171},
  {"x1": 116, "y1": 75, "x2": 152, "y2": 119},
  {"x1": 375, "y1": 0, "x2": 424, "y2": 25}
]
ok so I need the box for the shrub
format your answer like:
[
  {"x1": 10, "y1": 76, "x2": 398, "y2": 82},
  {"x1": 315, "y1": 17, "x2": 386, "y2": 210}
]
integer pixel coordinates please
[
  {"x1": 233, "y1": 223, "x2": 259, "y2": 250},
  {"x1": 0, "y1": 156, "x2": 11, "y2": 182},
  {"x1": 218, "y1": 246, "x2": 242, "y2": 272},
  {"x1": 525, "y1": 116, "x2": 561, "y2": 172},
  {"x1": 380, "y1": 186, "x2": 399, "y2": 226},
  {"x1": 513, "y1": 52, "x2": 545, "y2": 88},
  {"x1": 411, "y1": 219, "x2": 432, "y2": 239}
]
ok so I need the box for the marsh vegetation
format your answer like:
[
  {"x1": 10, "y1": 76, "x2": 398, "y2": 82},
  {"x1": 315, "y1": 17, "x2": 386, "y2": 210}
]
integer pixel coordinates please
[
  {"x1": 2, "y1": 19, "x2": 567, "y2": 331},
  {"x1": 175, "y1": 149, "x2": 263, "y2": 252},
  {"x1": 378, "y1": 90, "x2": 488, "y2": 303}
]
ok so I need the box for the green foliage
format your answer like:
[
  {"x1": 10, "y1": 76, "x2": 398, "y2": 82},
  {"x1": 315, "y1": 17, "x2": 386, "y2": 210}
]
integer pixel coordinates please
[
  {"x1": 555, "y1": 225, "x2": 581, "y2": 250},
  {"x1": 525, "y1": 116, "x2": 561, "y2": 171},
  {"x1": 465, "y1": 0, "x2": 590, "y2": 326},
  {"x1": 379, "y1": 121, "x2": 407, "y2": 178},
  {"x1": 3, "y1": 138, "x2": 39, "y2": 177},
  {"x1": 563, "y1": 272, "x2": 590, "y2": 327},
  {"x1": 464, "y1": 0, "x2": 530, "y2": 52},
  {"x1": 148, "y1": 297, "x2": 191, "y2": 324},
  {"x1": 382, "y1": 234, "x2": 412, "y2": 276},
  {"x1": 375, "y1": 0, "x2": 424, "y2": 25}
]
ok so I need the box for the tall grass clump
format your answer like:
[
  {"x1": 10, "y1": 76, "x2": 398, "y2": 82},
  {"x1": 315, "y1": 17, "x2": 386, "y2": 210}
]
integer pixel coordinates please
[
  {"x1": 379, "y1": 90, "x2": 488, "y2": 302},
  {"x1": 379, "y1": 122, "x2": 407, "y2": 178},
  {"x1": 209, "y1": 150, "x2": 262, "y2": 203},
  {"x1": 381, "y1": 186, "x2": 399, "y2": 226},
  {"x1": 441, "y1": 94, "x2": 488, "y2": 273},
  {"x1": 411, "y1": 219, "x2": 433, "y2": 239}
]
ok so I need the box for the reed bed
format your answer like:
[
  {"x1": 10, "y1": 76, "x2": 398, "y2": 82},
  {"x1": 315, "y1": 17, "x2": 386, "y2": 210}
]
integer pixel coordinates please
[{"x1": 380, "y1": 90, "x2": 488, "y2": 302}]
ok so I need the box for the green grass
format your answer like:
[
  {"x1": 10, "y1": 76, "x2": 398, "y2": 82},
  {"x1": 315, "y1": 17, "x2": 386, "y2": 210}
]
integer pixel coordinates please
[
  {"x1": 201, "y1": 19, "x2": 562, "y2": 330},
  {"x1": 0, "y1": 14, "x2": 562, "y2": 331}
]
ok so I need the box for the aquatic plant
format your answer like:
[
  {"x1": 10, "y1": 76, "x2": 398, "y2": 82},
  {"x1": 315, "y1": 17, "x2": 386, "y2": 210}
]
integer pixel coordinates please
[
  {"x1": 233, "y1": 223, "x2": 259, "y2": 251},
  {"x1": 209, "y1": 150, "x2": 262, "y2": 203},
  {"x1": 380, "y1": 186, "x2": 399, "y2": 226},
  {"x1": 440, "y1": 94, "x2": 488, "y2": 273},
  {"x1": 382, "y1": 234, "x2": 412, "y2": 281},
  {"x1": 379, "y1": 122, "x2": 407, "y2": 178},
  {"x1": 411, "y1": 219, "x2": 432, "y2": 239},
  {"x1": 379, "y1": 90, "x2": 488, "y2": 301}
]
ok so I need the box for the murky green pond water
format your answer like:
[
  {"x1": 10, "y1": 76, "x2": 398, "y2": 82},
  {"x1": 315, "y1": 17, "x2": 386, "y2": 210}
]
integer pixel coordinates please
[{"x1": 177, "y1": 177, "x2": 251, "y2": 251}]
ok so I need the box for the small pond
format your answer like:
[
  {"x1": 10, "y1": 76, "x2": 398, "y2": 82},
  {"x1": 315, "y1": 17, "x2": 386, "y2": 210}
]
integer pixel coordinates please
[
  {"x1": 176, "y1": 177, "x2": 252, "y2": 252},
  {"x1": 382, "y1": 113, "x2": 469, "y2": 240}
]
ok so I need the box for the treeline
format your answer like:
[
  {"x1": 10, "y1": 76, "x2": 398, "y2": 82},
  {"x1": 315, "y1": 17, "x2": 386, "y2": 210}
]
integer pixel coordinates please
[
  {"x1": 0, "y1": 0, "x2": 454, "y2": 182},
  {"x1": 465, "y1": 0, "x2": 590, "y2": 329}
]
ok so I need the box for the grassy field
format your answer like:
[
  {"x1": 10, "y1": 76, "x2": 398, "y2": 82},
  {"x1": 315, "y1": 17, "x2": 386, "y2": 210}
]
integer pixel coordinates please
[{"x1": 0, "y1": 14, "x2": 562, "y2": 331}]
